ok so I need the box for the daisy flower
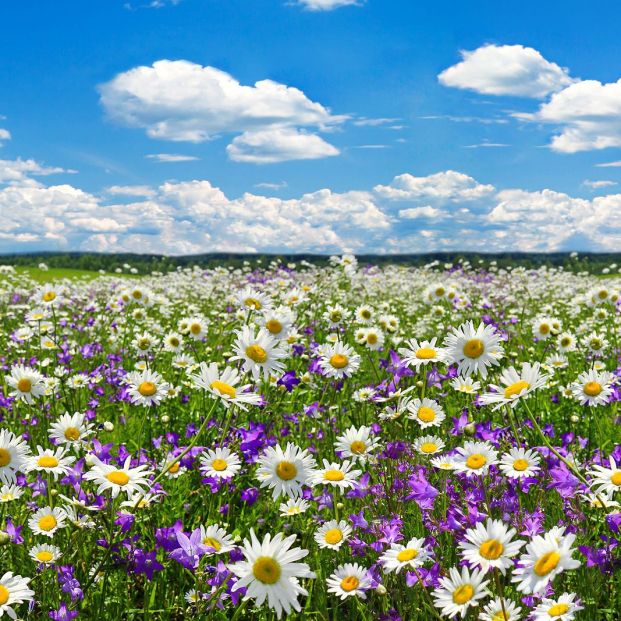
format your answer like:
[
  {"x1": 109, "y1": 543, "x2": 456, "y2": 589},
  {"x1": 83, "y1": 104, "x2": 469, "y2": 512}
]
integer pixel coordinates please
[
  {"x1": 479, "y1": 597, "x2": 522, "y2": 621},
  {"x1": 198, "y1": 524, "x2": 235, "y2": 554},
  {"x1": 355, "y1": 305, "x2": 374, "y2": 324},
  {"x1": 0, "y1": 430, "x2": 30, "y2": 485},
  {"x1": 557, "y1": 332, "x2": 576, "y2": 352},
  {"x1": 0, "y1": 484, "x2": 23, "y2": 503},
  {"x1": 512, "y1": 530, "x2": 580, "y2": 594},
  {"x1": 36, "y1": 284, "x2": 63, "y2": 305},
  {"x1": 453, "y1": 441, "x2": 498, "y2": 477},
  {"x1": 570, "y1": 369, "x2": 614, "y2": 406},
  {"x1": 310, "y1": 459, "x2": 361, "y2": 490},
  {"x1": 432, "y1": 566, "x2": 489, "y2": 619},
  {"x1": 26, "y1": 446, "x2": 75, "y2": 480},
  {"x1": 533, "y1": 316, "x2": 555, "y2": 340},
  {"x1": 256, "y1": 443, "x2": 316, "y2": 500},
  {"x1": 459, "y1": 519, "x2": 525, "y2": 574},
  {"x1": 450, "y1": 376, "x2": 481, "y2": 394},
  {"x1": 323, "y1": 304, "x2": 350, "y2": 328},
  {"x1": 199, "y1": 447, "x2": 242, "y2": 480},
  {"x1": 479, "y1": 362, "x2": 548, "y2": 410},
  {"x1": 430, "y1": 455, "x2": 457, "y2": 470},
  {"x1": 326, "y1": 563, "x2": 371, "y2": 600},
  {"x1": 279, "y1": 498, "x2": 311, "y2": 516},
  {"x1": 163, "y1": 331, "x2": 183, "y2": 352},
  {"x1": 186, "y1": 316, "x2": 208, "y2": 340},
  {"x1": 317, "y1": 342, "x2": 361, "y2": 379},
  {"x1": 260, "y1": 307, "x2": 294, "y2": 339},
  {"x1": 407, "y1": 398, "x2": 446, "y2": 428},
  {"x1": 314, "y1": 520, "x2": 352, "y2": 550},
  {"x1": 360, "y1": 327, "x2": 384, "y2": 351},
  {"x1": 0, "y1": 572, "x2": 34, "y2": 619},
  {"x1": 29, "y1": 543, "x2": 61, "y2": 565},
  {"x1": 237, "y1": 287, "x2": 272, "y2": 313},
  {"x1": 399, "y1": 338, "x2": 447, "y2": 369},
  {"x1": 587, "y1": 455, "x2": 621, "y2": 496},
  {"x1": 48, "y1": 411, "x2": 94, "y2": 446},
  {"x1": 83, "y1": 456, "x2": 153, "y2": 499},
  {"x1": 380, "y1": 537, "x2": 431, "y2": 573},
  {"x1": 230, "y1": 326, "x2": 287, "y2": 381},
  {"x1": 125, "y1": 369, "x2": 170, "y2": 406},
  {"x1": 413, "y1": 435, "x2": 446, "y2": 456},
  {"x1": 531, "y1": 593, "x2": 583, "y2": 620},
  {"x1": 190, "y1": 362, "x2": 261, "y2": 410},
  {"x1": 28, "y1": 506, "x2": 67, "y2": 537},
  {"x1": 6, "y1": 365, "x2": 46, "y2": 404},
  {"x1": 499, "y1": 447, "x2": 541, "y2": 479},
  {"x1": 334, "y1": 425, "x2": 380, "y2": 462},
  {"x1": 229, "y1": 530, "x2": 315, "y2": 619},
  {"x1": 443, "y1": 321, "x2": 504, "y2": 378}
]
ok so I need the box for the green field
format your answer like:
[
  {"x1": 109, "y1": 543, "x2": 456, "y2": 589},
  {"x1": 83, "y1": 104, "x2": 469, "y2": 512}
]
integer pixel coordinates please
[{"x1": 6, "y1": 266, "x2": 139, "y2": 283}]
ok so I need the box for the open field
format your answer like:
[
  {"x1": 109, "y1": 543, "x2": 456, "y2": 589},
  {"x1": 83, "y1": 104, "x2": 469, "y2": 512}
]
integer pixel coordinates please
[{"x1": 0, "y1": 258, "x2": 619, "y2": 620}]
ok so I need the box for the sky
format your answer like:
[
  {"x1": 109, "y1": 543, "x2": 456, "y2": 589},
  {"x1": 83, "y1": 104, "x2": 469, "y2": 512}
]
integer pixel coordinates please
[{"x1": 1, "y1": 0, "x2": 621, "y2": 254}]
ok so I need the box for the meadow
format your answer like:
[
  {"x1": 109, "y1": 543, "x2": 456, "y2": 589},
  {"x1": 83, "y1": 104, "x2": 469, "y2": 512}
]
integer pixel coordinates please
[{"x1": 0, "y1": 257, "x2": 619, "y2": 620}]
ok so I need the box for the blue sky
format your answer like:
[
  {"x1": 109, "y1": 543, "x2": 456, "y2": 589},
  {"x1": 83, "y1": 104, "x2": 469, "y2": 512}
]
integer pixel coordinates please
[{"x1": 2, "y1": 0, "x2": 621, "y2": 254}]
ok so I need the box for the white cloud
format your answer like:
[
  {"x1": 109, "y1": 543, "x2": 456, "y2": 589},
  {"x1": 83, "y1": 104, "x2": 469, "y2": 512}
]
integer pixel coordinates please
[
  {"x1": 582, "y1": 180, "x2": 617, "y2": 189},
  {"x1": 99, "y1": 60, "x2": 343, "y2": 163},
  {"x1": 0, "y1": 158, "x2": 76, "y2": 185},
  {"x1": 595, "y1": 160, "x2": 621, "y2": 167},
  {"x1": 438, "y1": 44, "x2": 574, "y2": 98},
  {"x1": 105, "y1": 185, "x2": 156, "y2": 197},
  {"x1": 516, "y1": 79, "x2": 621, "y2": 152},
  {"x1": 353, "y1": 117, "x2": 400, "y2": 127},
  {"x1": 398, "y1": 206, "x2": 441, "y2": 219},
  {"x1": 296, "y1": 0, "x2": 361, "y2": 11},
  {"x1": 374, "y1": 170, "x2": 495, "y2": 201},
  {"x1": 226, "y1": 128, "x2": 339, "y2": 163},
  {"x1": 146, "y1": 153, "x2": 199, "y2": 163},
  {"x1": 0, "y1": 129, "x2": 10, "y2": 146},
  {"x1": 254, "y1": 181, "x2": 288, "y2": 190},
  {"x1": 463, "y1": 142, "x2": 509, "y2": 149}
]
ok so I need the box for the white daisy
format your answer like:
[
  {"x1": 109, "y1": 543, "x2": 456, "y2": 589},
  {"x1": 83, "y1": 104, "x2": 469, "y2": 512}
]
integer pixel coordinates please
[
  {"x1": 570, "y1": 369, "x2": 614, "y2": 406},
  {"x1": 0, "y1": 572, "x2": 34, "y2": 619},
  {"x1": 479, "y1": 597, "x2": 522, "y2": 621},
  {"x1": 380, "y1": 537, "x2": 431, "y2": 573},
  {"x1": 0, "y1": 430, "x2": 29, "y2": 485},
  {"x1": 413, "y1": 435, "x2": 446, "y2": 456},
  {"x1": 82, "y1": 456, "x2": 153, "y2": 499},
  {"x1": 444, "y1": 321, "x2": 504, "y2": 378},
  {"x1": 407, "y1": 398, "x2": 446, "y2": 428},
  {"x1": 432, "y1": 566, "x2": 489, "y2": 618},
  {"x1": 479, "y1": 362, "x2": 548, "y2": 410},
  {"x1": 29, "y1": 543, "x2": 62, "y2": 565},
  {"x1": 191, "y1": 362, "x2": 262, "y2": 410},
  {"x1": 453, "y1": 441, "x2": 498, "y2": 477},
  {"x1": 26, "y1": 446, "x2": 75, "y2": 480},
  {"x1": 230, "y1": 326, "x2": 287, "y2": 381},
  {"x1": 279, "y1": 498, "x2": 310, "y2": 516},
  {"x1": 6, "y1": 365, "x2": 46, "y2": 404},
  {"x1": 256, "y1": 443, "x2": 316, "y2": 500},
  {"x1": 531, "y1": 592, "x2": 583, "y2": 620},
  {"x1": 399, "y1": 338, "x2": 447, "y2": 369},
  {"x1": 587, "y1": 455, "x2": 621, "y2": 496},
  {"x1": 198, "y1": 524, "x2": 235, "y2": 554},
  {"x1": 0, "y1": 484, "x2": 23, "y2": 503},
  {"x1": 499, "y1": 447, "x2": 541, "y2": 479},
  {"x1": 309, "y1": 459, "x2": 361, "y2": 491},
  {"x1": 314, "y1": 520, "x2": 352, "y2": 550},
  {"x1": 326, "y1": 563, "x2": 371, "y2": 600},
  {"x1": 28, "y1": 506, "x2": 67, "y2": 538},
  {"x1": 334, "y1": 425, "x2": 380, "y2": 462},
  {"x1": 48, "y1": 411, "x2": 94, "y2": 446},
  {"x1": 125, "y1": 369, "x2": 170, "y2": 406},
  {"x1": 317, "y1": 342, "x2": 361, "y2": 379},
  {"x1": 450, "y1": 376, "x2": 481, "y2": 394},
  {"x1": 199, "y1": 447, "x2": 242, "y2": 480}
]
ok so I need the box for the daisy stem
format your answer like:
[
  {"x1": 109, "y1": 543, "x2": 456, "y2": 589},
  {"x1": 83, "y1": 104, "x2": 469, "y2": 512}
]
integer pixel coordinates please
[
  {"x1": 412, "y1": 569, "x2": 444, "y2": 621},
  {"x1": 504, "y1": 404, "x2": 522, "y2": 448},
  {"x1": 492, "y1": 568, "x2": 508, "y2": 621},
  {"x1": 229, "y1": 598, "x2": 248, "y2": 621}
]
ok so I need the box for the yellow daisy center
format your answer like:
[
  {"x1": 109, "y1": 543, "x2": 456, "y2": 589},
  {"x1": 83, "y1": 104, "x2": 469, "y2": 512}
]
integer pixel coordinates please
[
  {"x1": 37, "y1": 456, "x2": 59, "y2": 469},
  {"x1": 169, "y1": 337, "x2": 180, "y2": 347},
  {"x1": 610, "y1": 471, "x2": 621, "y2": 486},
  {"x1": 246, "y1": 344, "x2": 267, "y2": 364},
  {"x1": 463, "y1": 339, "x2": 484, "y2": 359},
  {"x1": 324, "y1": 469, "x2": 345, "y2": 482},
  {"x1": 330, "y1": 354, "x2": 349, "y2": 369},
  {"x1": 0, "y1": 585, "x2": 9, "y2": 605},
  {"x1": 417, "y1": 406, "x2": 436, "y2": 422},
  {"x1": 275, "y1": 461, "x2": 297, "y2": 481},
  {"x1": 466, "y1": 453, "x2": 487, "y2": 469},
  {"x1": 211, "y1": 459, "x2": 228, "y2": 472},
  {"x1": 396, "y1": 548, "x2": 418, "y2": 562},
  {"x1": 539, "y1": 324, "x2": 550, "y2": 334},
  {"x1": 479, "y1": 539, "x2": 504, "y2": 560},
  {"x1": 584, "y1": 381, "x2": 602, "y2": 397},
  {"x1": 420, "y1": 442, "x2": 438, "y2": 454},
  {"x1": 547, "y1": 603, "x2": 570, "y2": 617},
  {"x1": 138, "y1": 381, "x2": 157, "y2": 397},
  {"x1": 324, "y1": 529, "x2": 343, "y2": 545},
  {"x1": 168, "y1": 461, "x2": 181, "y2": 474},
  {"x1": 39, "y1": 515, "x2": 57, "y2": 531},
  {"x1": 64, "y1": 427, "x2": 80, "y2": 441},
  {"x1": 513, "y1": 458, "x2": 529, "y2": 471},
  {"x1": 340, "y1": 576, "x2": 360, "y2": 592},
  {"x1": 415, "y1": 348, "x2": 436, "y2": 360},
  {"x1": 361, "y1": 309, "x2": 371, "y2": 319},
  {"x1": 452, "y1": 584, "x2": 474, "y2": 605},
  {"x1": 203, "y1": 537, "x2": 222, "y2": 551},
  {"x1": 210, "y1": 380, "x2": 236, "y2": 399},
  {"x1": 107, "y1": 470, "x2": 130, "y2": 486},
  {"x1": 350, "y1": 440, "x2": 366, "y2": 455},
  {"x1": 367, "y1": 333, "x2": 378, "y2": 345},
  {"x1": 0, "y1": 449, "x2": 11, "y2": 467},
  {"x1": 36, "y1": 550, "x2": 54, "y2": 562},
  {"x1": 504, "y1": 380, "x2": 530, "y2": 399},
  {"x1": 266, "y1": 319, "x2": 282, "y2": 334},
  {"x1": 252, "y1": 557, "x2": 281, "y2": 584},
  {"x1": 533, "y1": 551, "x2": 561, "y2": 576},
  {"x1": 492, "y1": 612, "x2": 509, "y2": 621},
  {"x1": 244, "y1": 298, "x2": 262, "y2": 310},
  {"x1": 43, "y1": 291, "x2": 56, "y2": 302},
  {"x1": 435, "y1": 287, "x2": 445, "y2": 296},
  {"x1": 17, "y1": 378, "x2": 32, "y2": 393},
  {"x1": 190, "y1": 323, "x2": 201, "y2": 335}
]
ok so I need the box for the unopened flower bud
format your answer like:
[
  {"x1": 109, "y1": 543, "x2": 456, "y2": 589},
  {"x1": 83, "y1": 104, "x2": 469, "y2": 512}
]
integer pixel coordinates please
[
  {"x1": 0, "y1": 531, "x2": 10, "y2": 545},
  {"x1": 376, "y1": 584, "x2": 387, "y2": 595},
  {"x1": 161, "y1": 415, "x2": 170, "y2": 423},
  {"x1": 464, "y1": 423, "x2": 476, "y2": 436},
  {"x1": 103, "y1": 421, "x2": 114, "y2": 432}
]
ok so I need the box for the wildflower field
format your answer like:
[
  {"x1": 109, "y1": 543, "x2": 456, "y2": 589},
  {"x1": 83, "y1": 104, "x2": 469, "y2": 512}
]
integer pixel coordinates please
[{"x1": 0, "y1": 256, "x2": 620, "y2": 621}]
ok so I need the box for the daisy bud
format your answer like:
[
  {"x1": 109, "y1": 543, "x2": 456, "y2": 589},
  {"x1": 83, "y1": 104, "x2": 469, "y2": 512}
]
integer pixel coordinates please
[
  {"x1": 103, "y1": 421, "x2": 114, "y2": 432},
  {"x1": 416, "y1": 381, "x2": 424, "y2": 388},
  {"x1": 570, "y1": 415, "x2": 579, "y2": 423},
  {"x1": 336, "y1": 502, "x2": 344, "y2": 510},
  {"x1": 161, "y1": 415, "x2": 170, "y2": 423},
  {"x1": 464, "y1": 423, "x2": 476, "y2": 436},
  {"x1": 0, "y1": 531, "x2": 10, "y2": 546},
  {"x1": 376, "y1": 584, "x2": 387, "y2": 595}
]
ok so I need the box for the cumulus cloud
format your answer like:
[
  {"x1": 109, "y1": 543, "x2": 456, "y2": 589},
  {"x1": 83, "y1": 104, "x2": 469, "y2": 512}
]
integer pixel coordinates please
[
  {"x1": 0, "y1": 158, "x2": 75, "y2": 184},
  {"x1": 296, "y1": 0, "x2": 361, "y2": 10},
  {"x1": 374, "y1": 170, "x2": 495, "y2": 202},
  {"x1": 226, "y1": 128, "x2": 339, "y2": 163},
  {"x1": 515, "y1": 79, "x2": 621, "y2": 152},
  {"x1": 3, "y1": 156, "x2": 621, "y2": 254},
  {"x1": 438, "y1": 44, "x2": 574, "y2": 98},
  {"x1": 99, "y1": 60, "x2": 343, "y2": 163}
]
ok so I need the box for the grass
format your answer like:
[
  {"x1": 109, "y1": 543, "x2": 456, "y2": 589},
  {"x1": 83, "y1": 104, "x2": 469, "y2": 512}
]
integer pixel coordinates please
[{"x1": 8, "y1": 266, "x2": 139, "y2": 283}]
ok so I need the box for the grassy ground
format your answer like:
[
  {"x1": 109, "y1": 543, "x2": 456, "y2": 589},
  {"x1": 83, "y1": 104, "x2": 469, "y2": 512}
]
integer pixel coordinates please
[{"x1": 8, "y1": 266, "x2": 138, "y2": 283}]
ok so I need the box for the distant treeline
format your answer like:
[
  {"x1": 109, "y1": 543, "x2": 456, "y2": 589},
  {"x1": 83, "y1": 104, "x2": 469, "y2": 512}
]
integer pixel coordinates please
[{"x1": 0, "y1": 251, "x2": 620, "y2": 275}]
